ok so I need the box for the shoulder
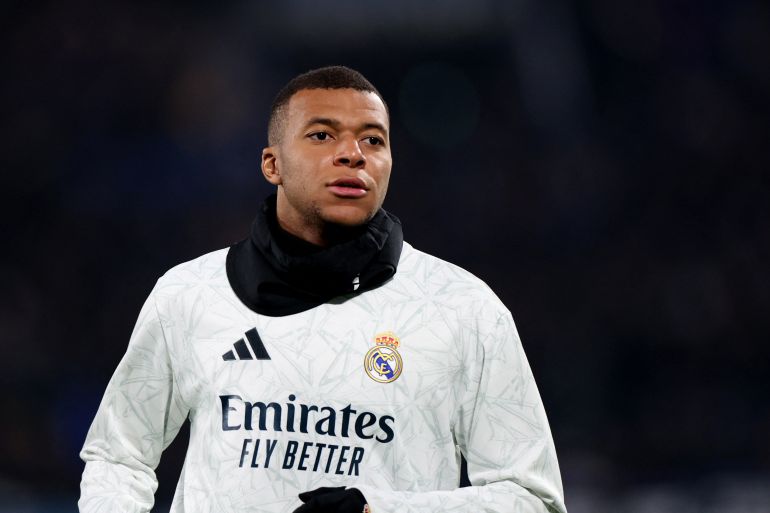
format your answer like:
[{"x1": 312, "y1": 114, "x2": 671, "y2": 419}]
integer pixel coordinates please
[
  {"x1": 152, "y1": 247, "x2": 230, "y2": 299},
  {"x1": 398, "y1": 241, "x2": 495, "y2": 294},
  {"x1": 395, "y1": 242, "x2": 510, "y2": 319}
]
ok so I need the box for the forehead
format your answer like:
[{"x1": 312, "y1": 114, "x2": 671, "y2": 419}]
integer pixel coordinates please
[{"x1": 285, "y1": 88, "x2": 389, "y2": 130}]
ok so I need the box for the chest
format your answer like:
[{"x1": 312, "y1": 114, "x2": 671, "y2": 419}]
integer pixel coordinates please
[{"x1": 172, "y1": 288, "x2": 468, "y2": 422}]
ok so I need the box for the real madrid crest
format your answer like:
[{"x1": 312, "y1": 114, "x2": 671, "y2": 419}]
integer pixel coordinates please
[{"x1": 364, "y1": 332, "x2": 403, "y2": 383}]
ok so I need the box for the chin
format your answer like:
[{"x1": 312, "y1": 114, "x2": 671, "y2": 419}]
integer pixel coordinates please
[{"x1": 321, "y1": 204, "x2": 376, "y2": 227}]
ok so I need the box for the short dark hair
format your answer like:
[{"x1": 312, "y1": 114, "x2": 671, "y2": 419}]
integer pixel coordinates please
[{"x1": 267, "y1": 65, "x2": 388, "y2": 145}]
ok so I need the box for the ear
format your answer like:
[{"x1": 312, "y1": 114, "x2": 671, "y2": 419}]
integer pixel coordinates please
[{"x1": 261, "y1": 147, "x2": 281, "y2": 185}]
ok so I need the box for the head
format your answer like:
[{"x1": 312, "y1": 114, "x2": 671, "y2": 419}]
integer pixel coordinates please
[{"x1": 261, "y1": 66, "x2": 392, "y2": 246}]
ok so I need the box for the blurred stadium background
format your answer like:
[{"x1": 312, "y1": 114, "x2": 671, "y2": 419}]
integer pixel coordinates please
[{"x1": 2, "y1": 1, "x2": 769, "y2": 511}]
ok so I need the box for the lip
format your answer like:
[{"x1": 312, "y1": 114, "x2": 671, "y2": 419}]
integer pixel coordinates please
[{"x1": 327, "y1": 177, "x2": 369, "y2": 198}]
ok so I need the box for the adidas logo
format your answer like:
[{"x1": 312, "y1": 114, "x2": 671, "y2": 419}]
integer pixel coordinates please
[{"x1": 222, "y1": 328, "x2": 271, "y2": 361}]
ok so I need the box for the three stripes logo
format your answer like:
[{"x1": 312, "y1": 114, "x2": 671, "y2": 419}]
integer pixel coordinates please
[{"x1": 222, "y1": 328, "x2": 271, "y2": 361}]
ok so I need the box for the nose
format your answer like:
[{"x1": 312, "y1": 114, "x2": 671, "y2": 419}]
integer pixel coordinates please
[{"x1": 333, "y1": 137, "x2": 366, "y2": 168}]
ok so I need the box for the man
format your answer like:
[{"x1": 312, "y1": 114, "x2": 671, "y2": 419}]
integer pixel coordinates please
[{"x1": 79, "y1": 66, "x2": 567, "y2": 513}]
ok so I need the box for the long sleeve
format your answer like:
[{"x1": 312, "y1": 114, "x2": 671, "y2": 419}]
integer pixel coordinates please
[
  {"x1": 355, "y1": 311, "x2": 566, "y2": 513},
  {"x1": 79, "y1": 287, "x2": 190, "y2": 513}
]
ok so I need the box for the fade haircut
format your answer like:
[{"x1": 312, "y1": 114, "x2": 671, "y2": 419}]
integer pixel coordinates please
[{"x1": 267, "y1": 65, "x2": 388, "y2": 145}]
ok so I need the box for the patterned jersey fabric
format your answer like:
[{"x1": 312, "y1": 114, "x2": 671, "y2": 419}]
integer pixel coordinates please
[{"x1": 79, "y1": 242, "x2": 567, "y2": 513}]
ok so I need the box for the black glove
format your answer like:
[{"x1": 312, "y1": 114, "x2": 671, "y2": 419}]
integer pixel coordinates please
[{"x1": 293, "y1": 486, "x2": 368, "y2": 513}]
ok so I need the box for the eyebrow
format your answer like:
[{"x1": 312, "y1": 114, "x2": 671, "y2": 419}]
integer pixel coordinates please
[{"x1": 303, "y1": 117, "x2": 388, "y2": 135}]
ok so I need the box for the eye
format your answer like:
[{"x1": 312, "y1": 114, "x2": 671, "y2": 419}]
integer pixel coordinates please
[
  {"x1": 363, "y1": 136, "x2": 384, "y2": 146},
  {"x1": 308, "y1": 131, "x2": 331, "y2": 141}
]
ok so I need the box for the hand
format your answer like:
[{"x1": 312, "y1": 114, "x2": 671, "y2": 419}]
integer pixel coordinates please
[{"x1": 293, "y1": 486, "x2": 368, "y2": 513}]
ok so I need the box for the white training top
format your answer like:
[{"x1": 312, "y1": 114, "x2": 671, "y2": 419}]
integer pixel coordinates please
[{"x1": 79, "y1": 242, "x2": 567, "y2": 513}]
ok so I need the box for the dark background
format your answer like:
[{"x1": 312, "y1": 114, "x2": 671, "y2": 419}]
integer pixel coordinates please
[{"x1": 2, "y1": 1, "x2": 769, "y2": 512}]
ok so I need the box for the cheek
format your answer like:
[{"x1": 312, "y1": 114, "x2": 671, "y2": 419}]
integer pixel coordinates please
[
  {"x1": 277, "y1": 156, "x2": 304, "y2": 189},
  {"x1": 282, "y1": 152, "x2": 327, "y2": 184},
  {"x1": 373, "y1": 158, "x2": 392, "y2": 190},
  {"x1": 378, "y1": 170, "x2": 391, "y2": 194}
]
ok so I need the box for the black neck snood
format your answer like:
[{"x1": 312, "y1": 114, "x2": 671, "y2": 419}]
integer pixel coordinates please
[{"x1": 226, "y1": 195, "x2": 404, "y2": 317}]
